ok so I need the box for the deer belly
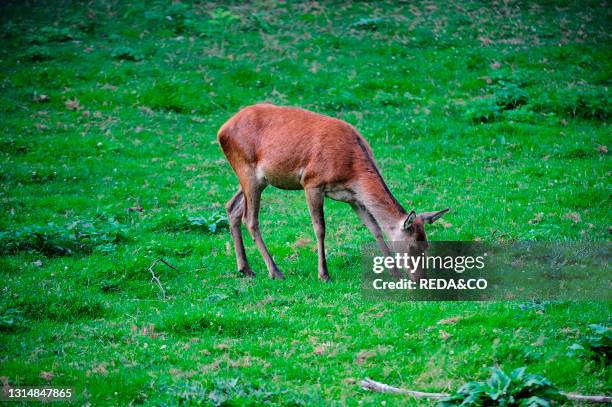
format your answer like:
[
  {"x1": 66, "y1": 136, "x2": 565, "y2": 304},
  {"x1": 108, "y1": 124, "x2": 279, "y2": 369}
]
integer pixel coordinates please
[{"x1": 257, "y1": 166, "x2": 303, "y2": 190}]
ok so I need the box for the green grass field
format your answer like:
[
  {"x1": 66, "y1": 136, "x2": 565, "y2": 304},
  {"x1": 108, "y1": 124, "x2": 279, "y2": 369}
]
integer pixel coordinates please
[{"x1": 1, "y1": 0, "x2": 610, "y2": 405}]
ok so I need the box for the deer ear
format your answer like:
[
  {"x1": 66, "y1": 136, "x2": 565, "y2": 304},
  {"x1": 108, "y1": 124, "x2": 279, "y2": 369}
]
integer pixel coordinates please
[
  {"x1": 402, "y1": 211, "x2": 417, "y2": 230},
  {"x1": 419, "y1": 208, "x2": 450, "y2": 224}
]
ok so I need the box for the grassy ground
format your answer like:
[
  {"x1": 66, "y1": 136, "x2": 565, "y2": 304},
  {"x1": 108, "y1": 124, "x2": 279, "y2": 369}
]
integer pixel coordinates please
[{"x1": 1, "y1": 0, "x2": 610, "y2": 405}]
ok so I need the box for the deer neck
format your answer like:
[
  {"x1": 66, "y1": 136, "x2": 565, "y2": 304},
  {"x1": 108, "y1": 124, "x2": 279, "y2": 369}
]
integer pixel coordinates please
[{"x1": 354, "y1": 172, "x2": 407, "y2": 239}]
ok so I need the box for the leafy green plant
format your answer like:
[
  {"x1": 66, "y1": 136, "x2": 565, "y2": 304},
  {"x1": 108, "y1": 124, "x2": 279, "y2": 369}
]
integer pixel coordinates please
[
  {"x1": 584, "y1": 324, "x2": 612, "y2": 361},
  {"x1": 111, "y1": 46, "x2": 144, "y2": 61},
  {"x1": 0, "y1": 217, "x2": 128, "y2": 256},
  {"x1": 19, "y1": 46, "x2": 53, "y2": 62},
  {"x1": 209, "y1": 8, "x2": 241, "y2": 26},
  {"x1": 166, "y1": 2, "x2": 198, "y2": 34},
  {"x1": 29, "y1": 26, "x2": 74, "y2": 43},
  {"x1": 187, "y1": 211, "x2": 228, "y2": 234},
  {"x1": 518, "y1": 301, "x2": 552, "y2": 313},
  {"x1": 150, "y1": 211, "x2": 228, "y2": 234},
  {"x1": 165, "y1": 378, "x2": 276, "y2": 406},
  {"x1": 571, "y1": 87, "x2": 610, "y2": 120},
  {"x1": 143, "y1": 1, "x2": 201, "y2": 34},
  {"x1": 493, "y1": 81, "x2": 529, "y2": 110},
  {"x1": 0, "y1": 308, "x2": 24, "y2": 332},
  {"x1": 465, "y1": 97, "x2": 502, "y2": 123},
  {"x1": 568, "y1": 324, "x2": 611, "y2": 364},
  {"x1": 440, "y1": 367, "x2": 565, "y2": 406},
  {"x1": 534, "y1": 86, "x2": 610, "y2": 120},
  {"x1": 352, "y1": 17, "x2": 385, "y2": 30},
  {"x1": 207, "y1": 378, "x2": 276, "y2": 406},
  {"x1": 504, "y1": 106, "x2": 537, "y2": 123}
]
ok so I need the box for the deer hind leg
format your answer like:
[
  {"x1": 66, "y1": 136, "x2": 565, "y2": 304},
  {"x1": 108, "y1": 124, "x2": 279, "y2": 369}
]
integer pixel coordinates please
[
  {"x1": 241, "y1": 176, "x2": 285, "y2": 280},
  {"x1": 225, "y1": 188, "x2": 254, "y2": 277},
  {"x1": 305, "y1": 187, "x2": 330, "y2": 281}
]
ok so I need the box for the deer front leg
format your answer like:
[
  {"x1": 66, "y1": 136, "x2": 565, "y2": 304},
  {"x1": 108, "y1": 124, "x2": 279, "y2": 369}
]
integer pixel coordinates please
[
  {"x1": 225, "y1": 188, "x2": 254, "y2": 277},
  {"x1": 351, "y1": 203, "x2": 401, "y2": 278},
  {"x1": 305, "y1": 187, "x2": 330, "y2": 281},
  {"x1": 242, "y1": 181, "x2": 285, "y2": 280},
  {"x1": 351, "y1": 203, "x2": 392, "y2": 256}
]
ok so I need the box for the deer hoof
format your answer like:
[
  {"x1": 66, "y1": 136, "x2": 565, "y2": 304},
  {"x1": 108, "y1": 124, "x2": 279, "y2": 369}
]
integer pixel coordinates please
[
  {"x1": 239, "y1": 267, "x2": 255, "y2": 278},
  {"x1": 269, "y1": 270, "x2": 285, "y2": 280},
  {"x1": 318, "y1": 273, "x2": 331, "y2": 282}
]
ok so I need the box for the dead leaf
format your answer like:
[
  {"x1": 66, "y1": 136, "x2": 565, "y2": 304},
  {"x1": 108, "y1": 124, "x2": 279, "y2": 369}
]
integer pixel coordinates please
[
  {"x1": 355, "y1": 350, "x2": 376, "y2": 365},
  {"x1": 373, "y1": 310, "x2": 390, "y2": 318},
  {"x1": 597, "y1": 145, "x2": 608, "y2": 154},
  {"x1": 199, "y1": 360, "x2": 221, "y2": 373},
  {"x1": 564, "y1": 212, "x2": 581, "y2": 223},
  {"x1": 439, "y1": 330, "x2": 451, "y2": 340},
  {"x1": 256, "y1": 296, "x2": 273, "y2": 307},
  {"x1": 40, "y1": 371, "x2": 54, "y2": 381},
  {"x1": 127, "y1": 203, "x2": 144, "y2": 212},
  {"x1": 91, "y1": 363, "x2": 108, "y2": 376},
  {"x1": 477, "y1": 36, "x2": 494, "y2": 45},
  {"x1": 33, "y1": 94, "x2": 49, "y2": 103},
  {"x1": 437, "y1": 316, "x2": 461, "y2": 325},
  {"x1": 229, "y1": 356, "x2": 252, "y2": 368},
  {"x1": 437, "y1": 219, "x2": 453, "y2": 229},
  {"x1": 292, "y1": 237, "x2": 312, "y2": 249},
  {"x1": 139, "y1": 106, "x2": 154, "y2": 115},
  {"x1": 490, "y1": 61, "x2": 502, "y2": 70},
  {"x1": 65, "y1": 99, "x2": 81, "y2": 111},
  {"x1": 309, "y1": 61, "x2": 321, "y2": 73},
  {"x1": 528, "y1": 212, "x2": 544, "y2": 224}
]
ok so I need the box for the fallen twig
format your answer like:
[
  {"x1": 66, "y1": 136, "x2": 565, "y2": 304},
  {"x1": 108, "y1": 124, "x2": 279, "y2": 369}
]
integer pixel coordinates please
[
  {"x1": 147, "y1": 258, "x2": 177, "y2": 299},
  {"x1": 360, "y1": 378, "x2": 447, "y2": 399},
  {"x1": 360, "y1": 378, "x2": 612, "y2": 404},
  {"x1": 563, "y1": 393, "x2": 612, "y2": 403}
]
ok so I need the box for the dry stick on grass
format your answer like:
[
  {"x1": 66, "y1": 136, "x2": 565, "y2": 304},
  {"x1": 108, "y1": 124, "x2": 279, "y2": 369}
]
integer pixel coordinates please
[
  {"x1": 360, "y1": 378, "x2": 612, "y2": 404},
  {"x1": 360, "y1": 378, "x2": 448, "y2": 400},
  {"x1": 147, "y1": 258, "x2": 177, "y2": 300}
]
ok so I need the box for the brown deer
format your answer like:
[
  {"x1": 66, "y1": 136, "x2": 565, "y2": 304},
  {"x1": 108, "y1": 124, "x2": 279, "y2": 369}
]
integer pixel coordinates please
[{"x1": 218, "y1": 103, "x2": 448, "y2": 281}]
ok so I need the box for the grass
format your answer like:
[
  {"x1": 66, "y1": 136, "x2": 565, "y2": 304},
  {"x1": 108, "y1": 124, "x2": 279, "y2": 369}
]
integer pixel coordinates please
[{"x1": 0, "y1": 0, "x2": 610, "y2": 405}]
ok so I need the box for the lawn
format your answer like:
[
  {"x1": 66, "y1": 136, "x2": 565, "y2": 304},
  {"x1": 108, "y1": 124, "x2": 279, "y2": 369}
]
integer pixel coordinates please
[{"x1": 0, "y1": 0, "x2": 610, "y2": 405}]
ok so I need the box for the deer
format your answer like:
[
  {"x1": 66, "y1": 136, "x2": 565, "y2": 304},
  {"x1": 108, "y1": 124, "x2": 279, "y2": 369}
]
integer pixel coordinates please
[{"x1": 217, "y1": 103, "x2": 449, "y2": 281}]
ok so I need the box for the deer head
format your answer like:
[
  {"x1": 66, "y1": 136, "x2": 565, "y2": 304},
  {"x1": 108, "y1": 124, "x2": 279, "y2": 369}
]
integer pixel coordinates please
[{"x1": 393, "y1": 208, "x2": 450, "y2": 251}]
